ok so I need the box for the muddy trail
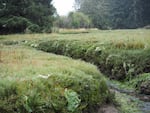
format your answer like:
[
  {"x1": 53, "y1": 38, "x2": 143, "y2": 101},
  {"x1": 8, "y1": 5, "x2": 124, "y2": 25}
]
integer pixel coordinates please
[{"x1": 107, "y1": 81, "x2": 150, "y2": 113}]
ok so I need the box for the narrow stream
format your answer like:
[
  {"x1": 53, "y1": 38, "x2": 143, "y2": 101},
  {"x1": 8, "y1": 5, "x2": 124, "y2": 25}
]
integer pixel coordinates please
[{"x1": 107, "y1": 81, "x2": 150, "y2": 113}]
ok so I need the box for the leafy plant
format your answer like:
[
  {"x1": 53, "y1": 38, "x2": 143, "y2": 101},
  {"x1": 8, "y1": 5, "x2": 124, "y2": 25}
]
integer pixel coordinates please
[{"x1": 64, "y1": 89, "x2": 81, "y2": 112}]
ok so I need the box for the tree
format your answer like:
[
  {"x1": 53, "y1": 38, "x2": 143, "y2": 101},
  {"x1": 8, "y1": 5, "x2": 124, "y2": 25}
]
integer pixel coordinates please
[
  {"x1": 68, "y1": 12, "x2": 92, "y2": 28},
  {"x1": 0, "y1": 0, "x2": 55, "y2": 34},
  {"x1": 54, "y1": 12, "x2": 92, "y2": 28},
  {"x1": 141, "y1": 0, "x2": 150, "y2": 26},
  {"x1": 54, "y1": 16, "x2": 71, "y2": 28},
  {"x1": 77, "y1": 0, "x2": 113, "y2": 29},
  {"x1": 75, "y1": 0, "x2": 150, "y2": 29}
]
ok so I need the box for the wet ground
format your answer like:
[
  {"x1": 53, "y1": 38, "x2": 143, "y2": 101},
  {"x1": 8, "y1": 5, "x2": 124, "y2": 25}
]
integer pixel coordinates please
[{"x1": 107, "y1": 81, "x2": 150, "y2": 113}]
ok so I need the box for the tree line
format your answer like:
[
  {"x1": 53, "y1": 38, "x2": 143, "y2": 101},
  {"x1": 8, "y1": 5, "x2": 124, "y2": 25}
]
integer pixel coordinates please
[
  {"x1": 75, "y1": 0, "x2": 150, "y2": 29},
  {"x1": 0, "y1": 0, "x2": 55, "y2": 34},
  {"x1": 0, "y1": 0, "x2": 150, "y2": 34},
  {"x1": 54, "y1": 12, "x2": 92, "y2": 29}
]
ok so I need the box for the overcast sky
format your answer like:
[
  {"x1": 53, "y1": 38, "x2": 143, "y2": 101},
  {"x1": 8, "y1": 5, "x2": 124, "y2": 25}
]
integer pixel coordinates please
[{"x1": 52, "y1": 0, "x2": 75, "y2": 16}]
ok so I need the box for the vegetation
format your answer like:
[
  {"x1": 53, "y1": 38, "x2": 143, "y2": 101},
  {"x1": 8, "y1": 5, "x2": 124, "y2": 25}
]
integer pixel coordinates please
[
  {"x1": 126, "y1": 73, "x2": 150, "y2": 94},
  {"x1": 0, "y1": 0, "x2": 149, "y2": 112},
  {"x1": 0, "y1": 45, "x2": 111, "y2": 113},
  {"x1": 1, "y1": 0, "x2": 150, "y2": 33},
  {"x1": 0, "y1": 29, "x2": 149, "y2": 113},
  {"x1": 54, "y1": 12, "x2": 92, "y2": 29},
  {"x1": 0, "y1": 0, "x2": 55, "y2": 34},
  {"x1": 36, "y1": 38, "x2": 150, "y2": 82},
  {"x1": 116, "y1": 92, "x2": 141, "y2": 113},
  {"x1": 75, "y1": 0, "x2": 150, "y2": 29},
  {"x1": 20, "y1": 29, "x2": 149, "y2": 96}
]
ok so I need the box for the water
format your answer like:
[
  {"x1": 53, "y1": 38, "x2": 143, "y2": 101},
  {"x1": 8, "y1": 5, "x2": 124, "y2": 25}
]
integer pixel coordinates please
[
  {"x1": 139, "y1": 102, "x2": 150, "y2": 113},
  {"x1": 107, "y1": 81, "x2": 150, "y2": 113}
]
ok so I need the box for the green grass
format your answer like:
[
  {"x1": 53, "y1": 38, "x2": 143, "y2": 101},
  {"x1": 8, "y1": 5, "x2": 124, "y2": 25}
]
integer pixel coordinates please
[
  {"x1": 116, "y1": 92, "x2": 142, "y2": 113},
  {"x1": 0, "y1": 45, "x2": 100, "y2": 79},
  {"x1": 0, "y1": 29, "x2": 150, "y2": 45},
  {"x1": 0, "y1": 45, "x2": 110, "y2": 113},
  {"x1": 0, "y1": 29, "x2": 149, "y2": 113},
  {"x1": 36, "y1": 39, "x2": 150, "y2": 81}
]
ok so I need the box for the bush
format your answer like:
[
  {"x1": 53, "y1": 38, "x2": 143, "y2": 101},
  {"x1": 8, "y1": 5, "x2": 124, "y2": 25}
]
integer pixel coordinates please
[
  {"x1": 0, "y1": 16, "x2": 31, "y2": 34},
  {"x1": 25, "y1": 24, "x2": 40, "y2": 33}
]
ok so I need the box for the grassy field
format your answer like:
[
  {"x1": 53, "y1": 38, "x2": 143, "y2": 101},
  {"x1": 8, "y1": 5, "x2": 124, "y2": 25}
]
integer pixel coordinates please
[
  {"x1": 0, "y1": 29, "x2": 149, "y2": 113},
  {"x1": 0, "y1": 44, "x2": 112, "y2": 113},
  {"x1": 0, "y1": 45, "x2": 101, "y2": 80},
  {"x1": 1, "y1": 29, "x2": 150, "y2": 43}
]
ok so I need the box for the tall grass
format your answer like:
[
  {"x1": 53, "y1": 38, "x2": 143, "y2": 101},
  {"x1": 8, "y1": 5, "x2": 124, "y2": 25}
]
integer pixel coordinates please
[
  {"x1": 0, "y1": 29, "x2": 150, "y2": 45},
  {"x1": 1, "y1": 29, "x2": 149, "y2": 112},
  {"x1": 0, "y1": 45, "x2": 110, "y2": 113},
  {"x1": 37, "y1": 39, "x2": 150, "y2": 81}
]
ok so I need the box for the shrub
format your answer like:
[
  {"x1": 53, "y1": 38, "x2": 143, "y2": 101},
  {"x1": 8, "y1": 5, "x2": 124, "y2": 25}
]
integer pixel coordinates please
[
  {"x1": 25, "y1": 24, "x2": 40, "y2": 33},
  {"x1": 0, "y1": 16, "x2": 31, "y2": 34}
]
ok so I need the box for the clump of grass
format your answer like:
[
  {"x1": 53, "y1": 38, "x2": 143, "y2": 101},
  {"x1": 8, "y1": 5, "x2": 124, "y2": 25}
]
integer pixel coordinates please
[
  {"x1": 113, "y1": 41, "x2": 126, "y2": 49},
  {"x1": 113, "y1": 40, "x2": 145, "y2": 49}
]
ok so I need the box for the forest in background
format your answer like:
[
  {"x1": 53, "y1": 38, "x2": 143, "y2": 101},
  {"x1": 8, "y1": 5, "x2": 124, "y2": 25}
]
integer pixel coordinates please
[
  {"x1": 0, "y1": 0, "x2": 55, "y2": 34},
  {"x1": 0, "y1": 0, "x2": 150, "y2": 34},
  {"x1": 74, "y1": 0, "x2": 150, "y2": 29}
]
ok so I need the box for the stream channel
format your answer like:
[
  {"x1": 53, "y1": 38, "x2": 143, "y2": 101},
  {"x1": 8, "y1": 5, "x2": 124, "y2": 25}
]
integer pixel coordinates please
[{"x1": 107, "y1": 81, "x2": 150, "y2": 113}]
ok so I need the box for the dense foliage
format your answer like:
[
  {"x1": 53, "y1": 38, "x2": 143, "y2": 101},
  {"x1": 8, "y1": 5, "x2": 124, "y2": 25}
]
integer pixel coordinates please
[
  {"x1": 0, "y1": 0, "x2": 55, "y2": 34},
  {"x1": 75, "y1": 0, "x2": 150, "y2": 29},
  {"x1": 54, "y1": 12, "x2": 92, "y2": 28}
]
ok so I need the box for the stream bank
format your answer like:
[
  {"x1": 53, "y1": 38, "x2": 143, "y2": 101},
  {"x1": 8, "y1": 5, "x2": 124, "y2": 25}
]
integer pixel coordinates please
[
  {"x1": 23, "y1": 39, "x2": 150, "y2": 113},
  {"x1": 107, "y1": 81, "x2": 150, "y2": 113}
]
